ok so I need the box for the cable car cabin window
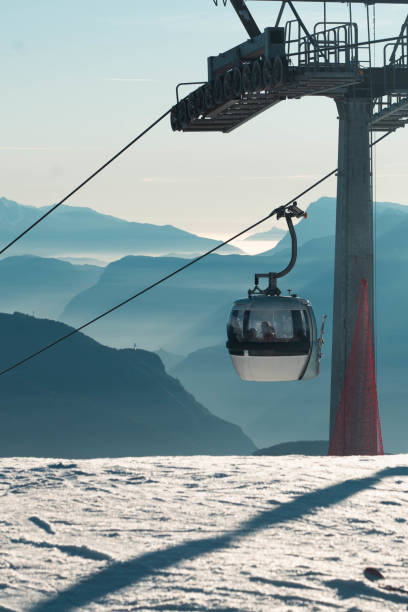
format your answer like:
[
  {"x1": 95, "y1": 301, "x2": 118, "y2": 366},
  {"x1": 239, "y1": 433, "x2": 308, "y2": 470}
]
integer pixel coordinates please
[
  {"x1": 247, "y1": 309, "x2": 309, "y2": 343},
  {"x1": 227, "y1": 309, "x2": 311, "y2": 356},
  {"x1": 227, "y1": 309, "x2": 245, "y2": 344}
]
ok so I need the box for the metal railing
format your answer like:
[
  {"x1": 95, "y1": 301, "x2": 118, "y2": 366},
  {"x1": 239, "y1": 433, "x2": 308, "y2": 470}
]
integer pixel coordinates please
[
  {"x1": 285, "y1": 20, "x2": 359, "y2": 68},
  {"x1": 383, "y1": 19, "x2": 408, "y2": 94},
  {"x1": 373, "y1": 94, "x2": 406, "y2": 115},
  {"x1": 372, "y1": 93, "x2": 408, "y2": 133}
]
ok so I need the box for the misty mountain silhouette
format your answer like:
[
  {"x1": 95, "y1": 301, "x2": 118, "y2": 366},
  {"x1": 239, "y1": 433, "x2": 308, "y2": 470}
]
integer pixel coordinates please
[
  {"x1": 0, "y1": 197, "x2": 241, "y2": 257},
  {"x1": 262, "y1": 196, "x2": 408, "y2": 254},
  {"x1": 0, "y1": 313, "x2": 255, "y2": 457},
  {"x1": 0, "y1": 255, "x2": 102, "y2": 319},
  {"x1": 59, "y1": 197, "x2": 408, "y2": 353},
  {"x1": 171, "y1": 344, "x2": 333, "y2": 449},
  {"x1": 253, "y1": 440, "x2": 329, "y2": 455},
  {"x1": 60, "y1": 253, "x2": 260, "y2": 350},
  {"x1": 244, "y1": 226, "x2": 286, "y2": 241},
  {"x1": 2, "y1": 195, "x2": 407, "y2": 453},
  {"x1": 59, "y1": 231, "x2": 336, "y2": 352}
]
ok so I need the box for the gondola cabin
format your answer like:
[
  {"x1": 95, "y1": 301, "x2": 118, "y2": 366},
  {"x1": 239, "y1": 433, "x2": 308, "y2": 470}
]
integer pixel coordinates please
[{"x1": 226, "y1": 295, "x2": 320, "y2": 382}]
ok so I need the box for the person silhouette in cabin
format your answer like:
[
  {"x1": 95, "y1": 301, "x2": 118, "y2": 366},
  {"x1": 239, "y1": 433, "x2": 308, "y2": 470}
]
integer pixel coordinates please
[{"x1": 261, "y1": 321, "x2": 276, "y2": 342}]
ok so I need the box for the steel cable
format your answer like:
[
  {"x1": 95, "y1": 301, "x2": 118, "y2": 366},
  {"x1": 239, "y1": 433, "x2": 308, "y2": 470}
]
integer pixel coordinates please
[
  {"x1": 0, "y1": 130, "x2": 392, "y2": 377},
  {"x1": 0, "y1": 109, "x2": 171, "y2": 256}
]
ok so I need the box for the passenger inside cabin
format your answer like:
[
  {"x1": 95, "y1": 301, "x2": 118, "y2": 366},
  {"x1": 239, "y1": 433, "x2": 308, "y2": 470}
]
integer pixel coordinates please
[{"x1": 261, "y1": 321, "x2": 276, "y2": 342}]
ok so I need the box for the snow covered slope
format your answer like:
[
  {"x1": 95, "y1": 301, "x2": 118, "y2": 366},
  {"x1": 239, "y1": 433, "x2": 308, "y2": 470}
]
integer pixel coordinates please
[{"x1": 1, "y1": 456, "x2": 408, "y2": 611}]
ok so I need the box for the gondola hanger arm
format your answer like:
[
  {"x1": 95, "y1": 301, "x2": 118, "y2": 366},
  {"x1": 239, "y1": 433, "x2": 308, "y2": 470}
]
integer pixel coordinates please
[{"x1": 249, "y1": 201, "x2": 306, "y2": 297}]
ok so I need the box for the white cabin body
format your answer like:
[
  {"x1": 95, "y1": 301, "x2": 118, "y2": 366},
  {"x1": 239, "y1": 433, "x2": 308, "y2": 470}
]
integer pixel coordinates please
[{"x1": 226, "y1": 295, "x2": 320, "y2": 382}]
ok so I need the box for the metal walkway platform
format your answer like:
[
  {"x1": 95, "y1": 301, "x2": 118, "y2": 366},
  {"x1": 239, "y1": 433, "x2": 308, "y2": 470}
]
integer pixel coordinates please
[
  {"x1": 180, "y1": 66, "x2": 361, "y2": 133},
  {"x1": 371, "y1": 96, "x2": 408, "y2": 132},
  {"x1": 182, "y1": 94, "x2": 281, "y2": 133}
]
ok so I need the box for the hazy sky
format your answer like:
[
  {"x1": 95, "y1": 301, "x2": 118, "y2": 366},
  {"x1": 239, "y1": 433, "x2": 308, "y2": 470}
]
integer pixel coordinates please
[{"x1": 1, "y1": 0, "x2": 407, "y2": 239}]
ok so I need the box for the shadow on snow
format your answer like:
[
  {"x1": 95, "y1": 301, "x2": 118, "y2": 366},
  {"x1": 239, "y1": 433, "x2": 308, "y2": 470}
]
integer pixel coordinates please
[{"x1": 30, "y1": 465, "x2": 408, "y2": 611}]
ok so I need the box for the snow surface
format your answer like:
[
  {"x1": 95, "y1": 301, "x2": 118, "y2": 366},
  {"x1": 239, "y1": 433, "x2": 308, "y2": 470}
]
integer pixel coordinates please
[{"x1": 1, "y1": 455, "x2": 408, "y2": 611}]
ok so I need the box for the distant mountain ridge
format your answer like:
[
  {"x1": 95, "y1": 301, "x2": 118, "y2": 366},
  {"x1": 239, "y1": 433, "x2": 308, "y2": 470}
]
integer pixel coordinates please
[
  {"x1": 0, "y1": 313, "x2": 255, "y2": 457},
  {"x1": 244, "y1": 226, "x2": 286, "y2": 241},
  {"x1": 2, "y1": 195, "x2": 408, "y2": 453},
  {"x1": 60, "y1": 253, "x2": 275, "y2": 350},
  {"x1": 59, "y1": 197, "x2": 408, "y2": 354},
  {"x1": 0, "y1": 197, "x2": 241, "y2": 258},
  {"x1": 253, "y1": 441, "x2": 329, "y2": 456},
  {"x1": 0, "y1": 255, "x2": 102, "y2": 319},
  {"x1": 264, "y1": 196, "x2": 408, "y2": 254}
]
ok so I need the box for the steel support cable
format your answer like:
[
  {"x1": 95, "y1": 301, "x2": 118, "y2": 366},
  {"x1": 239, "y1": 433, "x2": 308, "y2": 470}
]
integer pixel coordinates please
[
  {"x1": 0, "y1": 108, "x2": 171, "y2": 257},
  {"x1": 371, "y1": 3, "x2": 379, "y2": 372},
  {"x1": 0, "y1": 130, "x2": 392, "y2": 377}
]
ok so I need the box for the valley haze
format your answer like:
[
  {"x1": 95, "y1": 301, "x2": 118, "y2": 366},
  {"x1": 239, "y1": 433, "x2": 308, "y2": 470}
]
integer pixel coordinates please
[{"x1": 0, "y1": 196, "x2": 407, "y2": 454}]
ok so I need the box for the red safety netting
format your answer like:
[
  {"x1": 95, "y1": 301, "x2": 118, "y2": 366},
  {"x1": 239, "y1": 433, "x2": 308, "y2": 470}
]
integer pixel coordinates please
[{"x1": 328, "y1": 278, "x2": 384, "y2": 456}]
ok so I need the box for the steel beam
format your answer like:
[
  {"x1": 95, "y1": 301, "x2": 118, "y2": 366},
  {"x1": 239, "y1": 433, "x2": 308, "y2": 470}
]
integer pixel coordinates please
[
  {"x1": 230, "y1": 0, "x2": 261, "y2": 38},
  {"x1": 330, "y1": 96, "x2": 374, "y2": 437}
]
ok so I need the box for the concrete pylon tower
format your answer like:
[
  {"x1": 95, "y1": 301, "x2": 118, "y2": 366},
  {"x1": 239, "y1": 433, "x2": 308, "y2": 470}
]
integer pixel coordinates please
[{"x1": 329, "y1": 96, "x2": 384, "y2": 455}]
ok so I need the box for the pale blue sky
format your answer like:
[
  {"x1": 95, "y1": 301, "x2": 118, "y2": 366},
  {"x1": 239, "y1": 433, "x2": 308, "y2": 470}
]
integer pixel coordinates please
[{"x1": 1, "y1": 0, "x2": 407, "y2": 239}]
